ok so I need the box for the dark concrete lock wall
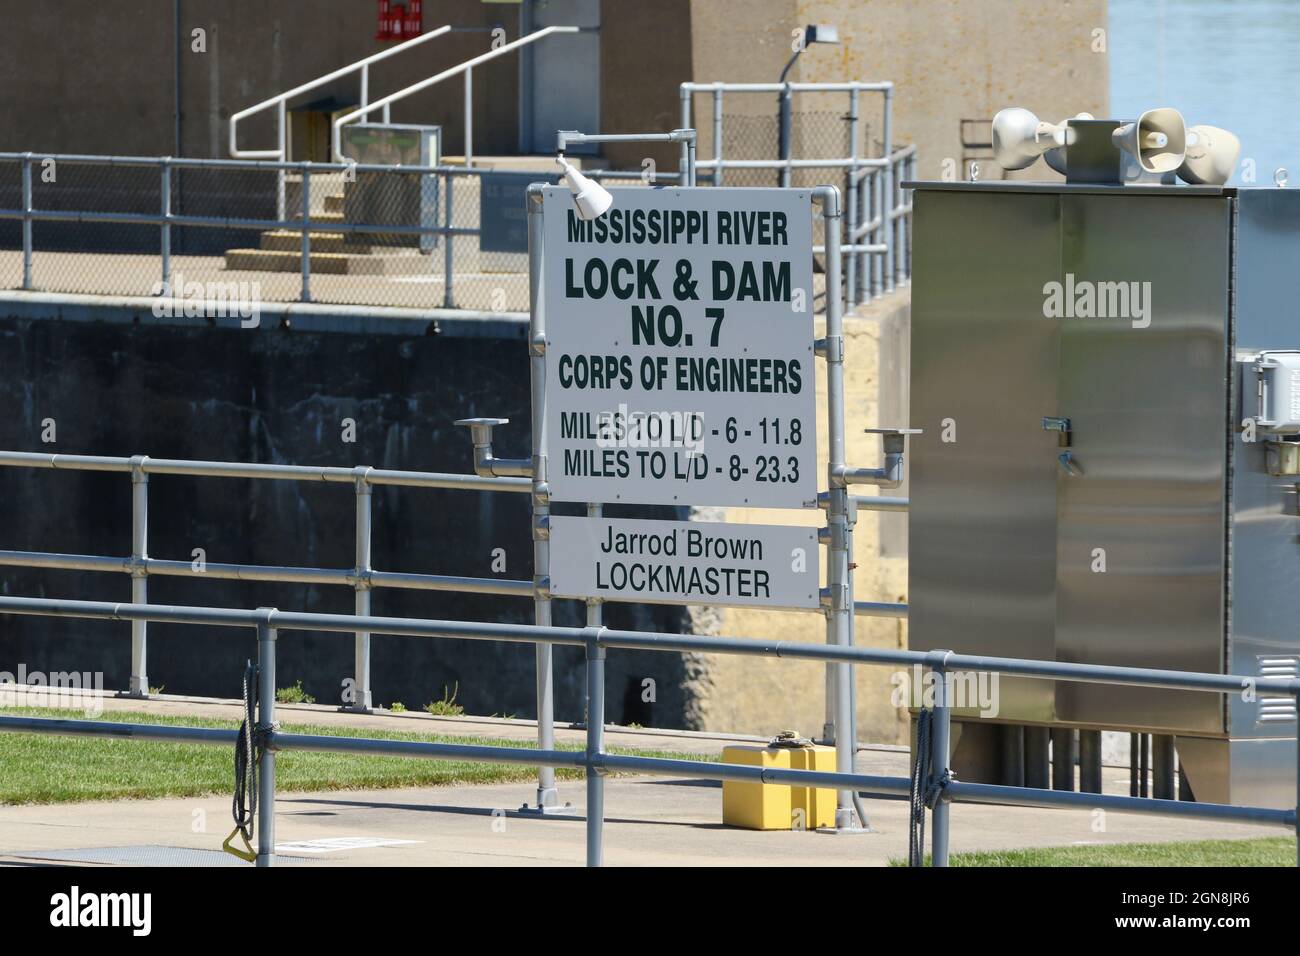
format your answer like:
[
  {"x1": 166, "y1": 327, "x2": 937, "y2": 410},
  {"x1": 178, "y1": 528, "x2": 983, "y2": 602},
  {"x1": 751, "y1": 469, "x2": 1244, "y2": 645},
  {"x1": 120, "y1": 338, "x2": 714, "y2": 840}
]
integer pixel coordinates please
[{"x1": 0, "y1": 311, "x2": 694, "y2": 726}]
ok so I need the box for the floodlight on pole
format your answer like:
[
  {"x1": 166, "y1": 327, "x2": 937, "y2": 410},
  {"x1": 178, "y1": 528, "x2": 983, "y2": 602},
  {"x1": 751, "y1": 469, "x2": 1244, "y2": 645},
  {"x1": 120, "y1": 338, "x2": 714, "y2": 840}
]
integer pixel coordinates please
[{"x1": 557, "y1": 155, "x2": 614, "y2": 220}]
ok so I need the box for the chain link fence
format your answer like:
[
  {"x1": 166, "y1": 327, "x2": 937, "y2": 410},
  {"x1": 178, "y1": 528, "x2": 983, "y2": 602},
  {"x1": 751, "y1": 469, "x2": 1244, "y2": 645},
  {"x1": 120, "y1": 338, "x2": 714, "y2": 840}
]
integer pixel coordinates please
[
  {"x1": 0, "y1": 154, "x2": 547, "y2": 314},
  {"x1": 0, "y1": 96, "x2": 913, "y2": 316},
  {"x1": 681, "y1": 82, "x2": 914, "y2": 309}
]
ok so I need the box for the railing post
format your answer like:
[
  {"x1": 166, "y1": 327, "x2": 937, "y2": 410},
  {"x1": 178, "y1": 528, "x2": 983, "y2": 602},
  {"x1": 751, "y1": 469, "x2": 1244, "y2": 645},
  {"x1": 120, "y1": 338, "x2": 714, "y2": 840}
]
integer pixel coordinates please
[
  {"x1": 442, "y1": 173, "x2": 455, "y2": 309},
  {"x1": 712, "y1": 86, "x2": 724, "y2": 187},
  {"x1": 464, "y1": 66, "x2": 473, "y2": 168},
  {"x1": 903, "y1": 153, "x2": 915, "y2": 282},
  {"x1": 872, "y1": 169, "x2": 883, "y2": 299},
  {"x1": 126, "y1": 456, "x2": 149, "y2": 697},
  {"x1": 525, "y1": 186, "x2": 561, "y2": 813},
  {"x1": 276, "y1": 100, "x2": 287, "y2": 220},
  {"x1": 255, "y1": 611, "x2": 278, "y2": 868},
  {"x1": 21, "y1": 152, "x2": 33, "y2": 291},
  {"x1": 350, "y1": 467, "x2": 374, "y2": 712},
  {"x1": 160, "y1": 158, "x2": 172, "y2": 290},
  {"x1": 819, "y1": 186, "x2": 861, "y2": 831},
  {"x1": 929, "y1": 653, "x2": 952, "y2": 866},
  {"x1": 882, "y1": 87, "x2": 895, "y2": 294},
  {"x1": 584, "y1": 626, "x2": 606, "y2": 867},
  {"x1": 845, "y1": 88, "x2": 860, "y2": 312},
  {"x1": 859, "y1": 168, "x2": 871, "y2": 304},
  {"x1": 585, "y1": 504, "x2": 604, "y2": 630},
  {"x1": 581, "y1": 503, "x2": 604, "y2": 726},
  {"x1": 299, "y1": 162, "x2": 312, "y2": 303}
]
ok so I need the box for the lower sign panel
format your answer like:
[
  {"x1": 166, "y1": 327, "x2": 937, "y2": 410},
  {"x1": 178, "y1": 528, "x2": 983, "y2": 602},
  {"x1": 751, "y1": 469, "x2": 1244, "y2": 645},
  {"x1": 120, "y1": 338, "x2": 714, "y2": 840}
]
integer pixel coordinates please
[{"x1": 548, "y1": 516, "x2": 820, "y2": 610}]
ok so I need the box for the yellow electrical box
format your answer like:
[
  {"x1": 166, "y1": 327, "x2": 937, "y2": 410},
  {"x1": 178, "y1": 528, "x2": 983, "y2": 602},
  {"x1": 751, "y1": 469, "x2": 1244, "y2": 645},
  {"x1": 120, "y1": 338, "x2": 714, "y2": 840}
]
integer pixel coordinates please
[{"x1": 721, "y1": 743, "x2": 837, "y2": 830}]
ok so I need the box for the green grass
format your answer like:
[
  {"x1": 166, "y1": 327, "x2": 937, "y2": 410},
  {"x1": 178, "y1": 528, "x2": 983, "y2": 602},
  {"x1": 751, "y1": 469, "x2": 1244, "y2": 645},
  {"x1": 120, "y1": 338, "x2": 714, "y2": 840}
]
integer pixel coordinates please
[
  {"x1": 0, "y1": 707, "x2": 710, "y2": 805},
  {"x1": 890, "y1": 838, "x2": 1295, "y2": 867}
]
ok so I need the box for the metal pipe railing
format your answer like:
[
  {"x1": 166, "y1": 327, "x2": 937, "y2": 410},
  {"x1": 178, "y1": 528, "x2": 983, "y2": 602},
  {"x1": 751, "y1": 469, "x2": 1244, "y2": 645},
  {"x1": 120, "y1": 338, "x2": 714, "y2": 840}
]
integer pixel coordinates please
[
  {"x1": 0, "y1": 447, "x2": 912, "y2": 682},
  {"x1": 0, "y1": 593, "x2": 1294, "y2": 868},
  {"x1": 680, "y1": 82, "x2": 913, "y2": 309},
  {"x1": 0, "y1": 449, "x2": 528, "y2": 707},
  {"x1": 228, "y1": 24, "x2": 456, "y2": 160},
  {"x1": 331, "y1": 26, "x2": 581, "y2": 163},
  {"x1": 0, "y1": 151, "x2": 546, "y2": 312}
]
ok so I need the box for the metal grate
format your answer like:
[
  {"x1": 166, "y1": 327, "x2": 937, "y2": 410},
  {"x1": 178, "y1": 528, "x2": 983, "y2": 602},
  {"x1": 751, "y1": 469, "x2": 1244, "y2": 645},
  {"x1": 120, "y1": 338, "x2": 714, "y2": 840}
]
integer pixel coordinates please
[{"x1": 1257, "y1": 656, "x2": 1299, "y2": 725}]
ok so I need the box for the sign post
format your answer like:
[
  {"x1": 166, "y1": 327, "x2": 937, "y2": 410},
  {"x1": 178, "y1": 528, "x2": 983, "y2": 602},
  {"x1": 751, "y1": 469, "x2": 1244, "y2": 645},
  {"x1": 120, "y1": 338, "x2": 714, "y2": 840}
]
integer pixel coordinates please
[{"x1": 517, "y1": 174, "x2": 873, "y2": 834}]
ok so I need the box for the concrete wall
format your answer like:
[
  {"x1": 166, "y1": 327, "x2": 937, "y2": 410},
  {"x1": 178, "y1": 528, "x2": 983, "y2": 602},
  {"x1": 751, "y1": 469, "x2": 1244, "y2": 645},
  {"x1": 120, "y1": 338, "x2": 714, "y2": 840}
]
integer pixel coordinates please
[
  {"x1": 684, "y1": 0, "x2": 1108, "y2": 181},
  {"x1": 696, "y1": 293, "x2": 911, "y2": 744},
  {"x1": 793, "y1": 0, "x2": 1110, "y2": 181},
  {"x1": 0, "y1": 0, "x2": 1106, "y2": 180},
  {"x1": 0, "y1": 309, "x2": 692, "y2": 725},
  {"x1": 0, "y1": 0, "x2": 522, "y2": 159},
  {"x1": 598, "y1": 1, "x2": 693, "y2": 171}
]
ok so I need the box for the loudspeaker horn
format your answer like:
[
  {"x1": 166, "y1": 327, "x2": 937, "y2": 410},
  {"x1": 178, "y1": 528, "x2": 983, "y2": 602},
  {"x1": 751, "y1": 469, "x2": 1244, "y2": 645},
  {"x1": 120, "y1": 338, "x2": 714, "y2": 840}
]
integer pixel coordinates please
[
  {"x1": 1111, "y1": 107, "x2": 1186, "y2": 174},
  {"x1": 992, "y1": 108, "x2": 1072, "y2": 171},
  {"x1": 1178, "y1": 124, "x2": 1241, "y2": 186}
]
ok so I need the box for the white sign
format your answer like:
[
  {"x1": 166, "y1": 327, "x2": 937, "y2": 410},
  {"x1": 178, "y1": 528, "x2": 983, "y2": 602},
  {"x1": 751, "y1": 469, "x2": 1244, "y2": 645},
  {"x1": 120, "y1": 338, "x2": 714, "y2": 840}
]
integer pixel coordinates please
[
  {"x1": 549, "y1": 515, "x2": 820, "y2": 609},
  {"x1": 542, "y1": 186, "x2": 817, "y2": 508}
]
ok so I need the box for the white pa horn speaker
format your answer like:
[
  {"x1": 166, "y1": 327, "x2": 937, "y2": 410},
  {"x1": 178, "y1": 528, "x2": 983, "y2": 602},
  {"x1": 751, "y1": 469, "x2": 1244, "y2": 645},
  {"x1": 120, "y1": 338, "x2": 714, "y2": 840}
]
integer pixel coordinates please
[
  {"x1": 1112, "y1": 107, "x2": 1186, "y2": 174},
  {"x1": 1178, "y1": 124, "x2": 1241, "y2": 186},
  {"x1": 992, "y1": 108, "x2": 1072, "y2": 171}
]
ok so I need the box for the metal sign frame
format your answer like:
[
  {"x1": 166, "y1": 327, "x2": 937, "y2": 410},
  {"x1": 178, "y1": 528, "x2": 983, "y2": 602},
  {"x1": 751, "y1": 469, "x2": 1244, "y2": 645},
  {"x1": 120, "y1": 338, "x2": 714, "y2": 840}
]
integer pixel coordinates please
[{"x1": 520, "y1": 175, "x2": 864, "y2": 827}]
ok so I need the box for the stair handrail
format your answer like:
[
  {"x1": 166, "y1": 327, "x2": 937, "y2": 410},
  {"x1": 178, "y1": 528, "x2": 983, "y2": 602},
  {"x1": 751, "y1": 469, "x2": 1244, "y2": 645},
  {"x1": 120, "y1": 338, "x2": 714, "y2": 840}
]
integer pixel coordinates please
[
  {"x1": 228, "y1": 24, "x2": 455, "y2": 160},
  {"x1": 331, "y1": 25, "x2": 581, "y2": 165}
]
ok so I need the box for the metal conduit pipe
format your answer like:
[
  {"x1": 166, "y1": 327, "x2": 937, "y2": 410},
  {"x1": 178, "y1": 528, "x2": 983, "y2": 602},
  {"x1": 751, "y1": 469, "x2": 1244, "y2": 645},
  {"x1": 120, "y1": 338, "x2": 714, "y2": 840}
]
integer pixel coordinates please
[
  {"x1": 0, "y1": 715, "x2": 237, "y2": 745},
  {"x1": 455, "y1": 418, "x2": 533, "y2": 478},
  {"x1": 0, "y1": 450, "x2": 531, "y2": 493},
  {"x1": 854, "y1": 601, "x2": 908, "y2": 618},
  {"x1": 0, "y1": 596, "x2": 1298, "y2": 699},
  {"x1": 830, "y1": 429, "x2": 919, "y2": 490},
  {"x1": 0, "y1": 551, "x2": 536, "y2": 598}
]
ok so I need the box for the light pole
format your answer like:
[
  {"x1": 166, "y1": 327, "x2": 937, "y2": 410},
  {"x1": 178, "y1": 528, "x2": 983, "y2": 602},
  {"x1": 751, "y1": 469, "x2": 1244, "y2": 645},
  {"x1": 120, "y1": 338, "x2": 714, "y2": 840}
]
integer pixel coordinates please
[{"x1": 777, "y1": 24, "x2": 839, "y2": 186}]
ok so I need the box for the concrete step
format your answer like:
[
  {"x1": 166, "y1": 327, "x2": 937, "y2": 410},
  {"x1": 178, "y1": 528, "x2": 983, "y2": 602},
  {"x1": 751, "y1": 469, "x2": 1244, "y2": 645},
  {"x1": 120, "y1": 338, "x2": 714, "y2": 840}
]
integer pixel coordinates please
[
  {"x1": 324, "y1": 193, "x2": 344, "y2": 213},
  {"x1": 223, "y1": 248, "x2": 426, "y2": 276},
  {"x1": 259, "y1": 230, "x2": 357, "y2": 254}
]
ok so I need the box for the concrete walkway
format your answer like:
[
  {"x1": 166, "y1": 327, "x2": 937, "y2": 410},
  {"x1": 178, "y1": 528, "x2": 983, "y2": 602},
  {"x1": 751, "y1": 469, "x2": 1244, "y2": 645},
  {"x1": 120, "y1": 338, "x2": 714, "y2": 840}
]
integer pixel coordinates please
[
  {"x1": 0, "y1": 691, "x2": 1285, "y2": 865},
  {"x1": 0, "y1": 766, "x2": 1280, "y2": 867}
]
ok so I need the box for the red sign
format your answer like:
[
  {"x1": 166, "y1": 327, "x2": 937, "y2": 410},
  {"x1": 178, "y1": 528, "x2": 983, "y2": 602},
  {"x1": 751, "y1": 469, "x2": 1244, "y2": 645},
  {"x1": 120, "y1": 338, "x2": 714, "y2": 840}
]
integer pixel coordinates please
[{"x1": 376, "y1": 0, "x2": 421, "y2": 41}]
